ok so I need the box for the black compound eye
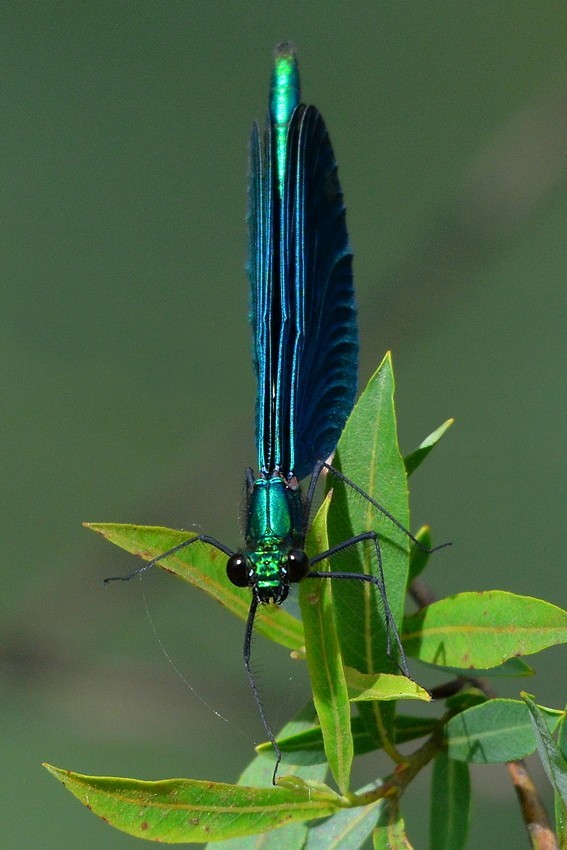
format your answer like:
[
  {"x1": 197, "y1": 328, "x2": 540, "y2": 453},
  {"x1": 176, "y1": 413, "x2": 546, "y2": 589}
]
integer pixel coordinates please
[
  {"x1": 226, "y1": 554, "x2": 249, "y2": 588},
  {"x1": 287, "y1": 549, "x2": 309, "y2": 583}
]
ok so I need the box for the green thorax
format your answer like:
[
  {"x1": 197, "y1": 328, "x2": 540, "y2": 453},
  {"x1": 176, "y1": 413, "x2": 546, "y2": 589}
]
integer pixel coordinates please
[
  {"x1": 245, "y1": 475, "x2": 304, "y2": 590},
  {"x1": 269, "y1": 43, "x2": 300, "y2": 199}
]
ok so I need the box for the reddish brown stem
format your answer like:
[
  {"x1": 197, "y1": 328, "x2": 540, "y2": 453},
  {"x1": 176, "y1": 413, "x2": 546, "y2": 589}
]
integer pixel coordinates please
[{"x1": 506, "y1": 760, "x2": 558, "y2": 850}]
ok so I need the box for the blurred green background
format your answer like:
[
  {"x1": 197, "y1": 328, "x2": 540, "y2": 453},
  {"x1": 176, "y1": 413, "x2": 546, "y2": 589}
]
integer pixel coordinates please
[{"x1": 3, "y1": 3, "x2": 566, "y2": 848}]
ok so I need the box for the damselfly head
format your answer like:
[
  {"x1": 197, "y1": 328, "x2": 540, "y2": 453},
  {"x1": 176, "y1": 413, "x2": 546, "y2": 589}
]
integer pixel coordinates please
[{"x1": 226, "y1": 545, "x2": 309, "y2": 605}]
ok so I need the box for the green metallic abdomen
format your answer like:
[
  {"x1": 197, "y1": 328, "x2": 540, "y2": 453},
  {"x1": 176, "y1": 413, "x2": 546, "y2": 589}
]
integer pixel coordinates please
[{"x1": 269, "y1": 42, "x2": 300, "y2": 198}]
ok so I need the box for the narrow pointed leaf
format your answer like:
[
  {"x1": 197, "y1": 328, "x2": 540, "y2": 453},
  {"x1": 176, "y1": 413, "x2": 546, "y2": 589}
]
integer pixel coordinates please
[
  {"x1": 86, "y1": 523, "x2": 304, "y2": 650},
  {"x1": 403, "y1": 591, "x2": 567, "y2": 668},
  {"x1": 408, "y1": 526, "x2": 432, "y2": 583},
  {"x1": 446, "y1": 698, "x2": 562, "y2": 763},
  {"x1": 328, "y1": 354, "x2": 410, "y2": 744},
  {"x1": 430, "y1": 748, "x2": 470, "y2": 850},
  {"x1": 404, "y1": 419, "x2": 453, "y2": 476},
  {"x1": 557, "y1": 713, "x2": 567, "y2": 847},
  {"x1": 44, "y1": 764, "x2": 340, "y2": 844},
  {"x1": 522, "y1": 694, "x2": 567, "y2": 807},
  {"x1": 301, "y1": 494, "x2": 353, "y2": 793}
]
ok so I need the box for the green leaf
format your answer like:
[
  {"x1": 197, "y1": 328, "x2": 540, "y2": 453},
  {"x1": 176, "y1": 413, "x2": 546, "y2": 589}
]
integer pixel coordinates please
[
  {"x1": 300, "y1": 494, "x2": 353, "y2": 794},
  {"x1": 328, "y1": 354, "x2": 410, "y2": 745},
  {"x1": 86, "y1": 522, "x2": 304, "y2": 651},
  {"x1": 344, "y1": 667, "x2": 430, "y2": 702},
  {"x1": 212, "y1": 823, "x2": 307, "y2": 850},
  {"x1": 423, "y1": 657, "x2": 534, "y2": 678},
  {"x1": 444, "y1": 689, "x2": 487, "y2": 712},
  {"x1": 408, "y1": 526, "x2": 432, "y2": 583},
  {"x1": 210, "y1": 705, "x2": 328, "y2": 849},
  {"x1": 43, "y1": 765, "x2": 340, "y2": 844},
  {"x1": 557, "y1": 708, "x2": 567, "y2": 761},
  {"x1": 558, "y1": 710, "x2": 567, "y2": 761},
  {"x1": 430, "y1": 748, "x2": 470, "y2": 850},
  {"x1": 557, "y1": 713, "x2": 567, "y2": 848},
  {"x1": 522, "y1": 692, "x2": 567, "y2": 837},
  {"x1": 404, "y1": 418, "x2": 454, "y2": 476},
  {"x1": 259, "y1": 715, "x2": 438, "y2": 765},
  {"x1": 403, "y1": 591, "x2": 567, "y2": 668},
  {"x1": 246, "y1": 703, "x2": 326, "y2": 779},
  {"x1": 446, "y1": 698, "x2": 563, "y2": 763},
  {"x1": 373, "y1": 799, "x2": 414, "y2": 849},
  {"x1": 304, "y1": 782, "x2": 383, "y2": 850}
]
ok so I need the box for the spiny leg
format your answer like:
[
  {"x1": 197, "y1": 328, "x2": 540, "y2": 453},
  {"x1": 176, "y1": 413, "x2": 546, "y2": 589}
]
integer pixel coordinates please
[
  {"x1": 104, "y1": 534, "x2": 234, "y2": 583},
  {"x1": 312, "y1": 459, "x2": 451, "y2": 554},
  {"x1": 243, "y1": 597, "x2": 282, "y2": 785},
  {"x1": 309, "y1": 530, "x2": 410, "y2": 677}
]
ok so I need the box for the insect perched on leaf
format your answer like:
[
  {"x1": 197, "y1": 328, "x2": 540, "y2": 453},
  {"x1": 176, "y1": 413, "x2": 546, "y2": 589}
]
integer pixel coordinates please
[{"x1": 105, "y1": 43, "x2": 448, "y2": 783}]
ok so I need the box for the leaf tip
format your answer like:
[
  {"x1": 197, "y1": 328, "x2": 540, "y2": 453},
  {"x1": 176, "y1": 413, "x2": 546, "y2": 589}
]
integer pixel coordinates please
[
  {"x1": 43, "y1": 762, "x2": 67, "y2": 782},
  {"x1": 83, "y1": 522, "x2": 107, "y2": 536}
]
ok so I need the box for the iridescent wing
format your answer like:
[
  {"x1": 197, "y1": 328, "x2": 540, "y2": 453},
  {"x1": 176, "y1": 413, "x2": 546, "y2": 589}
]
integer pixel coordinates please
[
  {"x1": 285, "y1": 105, "x2": 357, "y2": 480},
  {"x1": 248, "y1": 117, "x2": 275, "y2": 475},
  {"x1": 248, "y1": 70, "x2": 357, "y2": 480}
]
